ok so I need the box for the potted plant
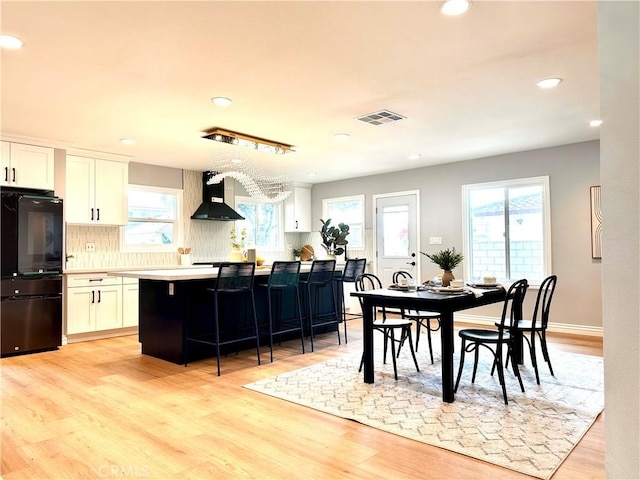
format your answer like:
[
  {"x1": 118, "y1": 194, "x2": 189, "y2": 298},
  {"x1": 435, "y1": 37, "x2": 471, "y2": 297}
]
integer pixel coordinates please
[
  {"x1": 319, "y1": 218, "x2": 350, "y2": 258},
  {"x1": 229, "y1": 225, "x2": 247, "y2": 261},
  {"x1": 292, "y1": 247, "x2": 303, "y2": 261},
  {"x1": 421, "y1": 247, "x2": 464, "y2": 287}
]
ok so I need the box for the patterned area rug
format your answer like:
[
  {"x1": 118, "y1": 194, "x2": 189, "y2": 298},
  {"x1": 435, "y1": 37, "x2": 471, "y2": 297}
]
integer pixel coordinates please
[{"x1": 244, "y1": 348, "x2": 603, "y2": 479}]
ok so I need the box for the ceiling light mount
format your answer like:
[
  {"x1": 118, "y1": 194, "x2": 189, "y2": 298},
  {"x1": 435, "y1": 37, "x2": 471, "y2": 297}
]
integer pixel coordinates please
[
  {"x1": 440, "y1": 0, "x2": 472, "y2": 16},
  {"x1": 536, "y1": 77, "x2": 563, "y2": 89},
  {"x1": 203, "y1": 128, "x2": 293, "y2": 155}
]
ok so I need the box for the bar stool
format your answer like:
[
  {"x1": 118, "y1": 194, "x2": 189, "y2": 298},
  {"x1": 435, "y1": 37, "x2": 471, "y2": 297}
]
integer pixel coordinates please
[
  {"x1": 184, "y1": 262, "x2": 261, "y2": 376},
  {"x1": 338, "y1": 258, "x2": 367, "y2": 343},
  {"x1": 262, "y1": 261, "x2": 305, "y2": 362},
  {"x1": 356, "y1": 273, "x2": 420, "y2": 380},
  {"x1": 300, "y1": 259, "x2": 339, "y2": 352},
  {"x1": 393, "y1": 270, "x2": 440, "y2": 364}
]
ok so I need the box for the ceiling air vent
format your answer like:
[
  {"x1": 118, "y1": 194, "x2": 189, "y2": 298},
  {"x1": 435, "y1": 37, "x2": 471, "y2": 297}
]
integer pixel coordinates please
[{"x1": 355, "y1": 110, "x2": 406, "y2": 126}]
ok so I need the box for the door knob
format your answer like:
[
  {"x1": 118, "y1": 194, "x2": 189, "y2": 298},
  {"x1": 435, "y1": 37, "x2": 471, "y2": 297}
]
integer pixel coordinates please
[{"x1": 406, "y1": 261, "x2": 416, "y2": 266}]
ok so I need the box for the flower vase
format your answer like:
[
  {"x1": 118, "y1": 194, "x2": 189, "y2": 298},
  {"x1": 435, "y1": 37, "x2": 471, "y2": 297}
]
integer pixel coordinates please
[
  {"x1": 229, "y1": 248, "x2": 244, "y2": 262},
  {"x1": 442, "y1": 270, "x2": 454, "y2": 287}
]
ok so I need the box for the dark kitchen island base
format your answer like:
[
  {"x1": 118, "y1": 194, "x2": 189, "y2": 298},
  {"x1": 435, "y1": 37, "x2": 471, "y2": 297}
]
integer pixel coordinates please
[{"x1": 137, "y1": 271, "x2": 343, "y2": 365}]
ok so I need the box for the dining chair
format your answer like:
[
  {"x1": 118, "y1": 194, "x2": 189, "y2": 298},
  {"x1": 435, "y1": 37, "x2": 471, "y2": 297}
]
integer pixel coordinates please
[
  {"x1": 300, "y1": 259, "x2": 340, "y2": 352},
  {"x1": 454, "y1": 278, "x2": 529, "y2": 404},
  {"x1": 356, "y1": 273, "x2": 420, "y2": 380},
  {"x1": 338, "y1": 258, "x2": 367, "y2": 343},
  {"x1": 392, "y1": 270, "x2": 441, "y2": 364},
  {"x1": 262, "y1": 261, "x2": 305, "y2": 362},
  {"x1": 184, "y1": 262, "x2": 261, "y2": 376},
  {"x1": 500, "y1": 274, "x2": 558, "y2": 384}
]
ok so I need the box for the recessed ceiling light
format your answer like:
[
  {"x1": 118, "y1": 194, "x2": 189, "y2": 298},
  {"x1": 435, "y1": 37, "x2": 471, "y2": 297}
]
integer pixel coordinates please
[
  {"x1": 440, "y1": 0, "x2": 472, "y2": 16},
  {"x1": 334, "y1": 133, "x2": 350, "y2": 140},
  {"x1": 589, "y1": 120, "x2": 603, "y2": 127},
  {"x1": 119, "y1": 138, "x2": 135, "y2": 145},
  {"x1": 0, "y1": 35, "x2": 24, "y2": 49},
  {"x1": 211, "y1": 97, "x2": 232, "y2": 106},
  {"x1": 408, "y1": 154, "x2": 422, "y2": 160},
  {"x1": 536, "y1": 78, "x2": 562, "y2": 89}
]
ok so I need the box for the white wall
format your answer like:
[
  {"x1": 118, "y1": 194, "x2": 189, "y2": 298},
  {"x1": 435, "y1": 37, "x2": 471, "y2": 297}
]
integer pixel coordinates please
[
  {"x1": 312, "y1": 141, "x2": 601, "y2": 330},
  {"x1": 599, "y1": 2, "x2": 640, "y2": 478}
]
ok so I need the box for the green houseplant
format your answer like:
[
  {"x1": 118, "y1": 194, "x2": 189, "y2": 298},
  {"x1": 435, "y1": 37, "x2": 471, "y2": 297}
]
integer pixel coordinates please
[
  {"x1": 292, "y1": 247, "x2": 303, "y2": 260},
  {"x1": 421, "y1": 247, "x2": 464, "y2": 286},
  {"x1": 319, "y1": 218, "x2": 350, "y2": 257}
]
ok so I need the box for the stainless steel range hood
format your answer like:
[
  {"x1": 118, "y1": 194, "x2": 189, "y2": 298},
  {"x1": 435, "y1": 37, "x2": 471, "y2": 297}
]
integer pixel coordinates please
[{"x1": 191, "y1": 171, "x2": 244, "y2": 221}]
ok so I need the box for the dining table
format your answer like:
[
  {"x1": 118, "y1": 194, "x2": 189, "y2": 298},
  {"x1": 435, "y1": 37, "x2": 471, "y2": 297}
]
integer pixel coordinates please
[{"x1": 351, "y1": 285, "x2": 515, "y2": 403}]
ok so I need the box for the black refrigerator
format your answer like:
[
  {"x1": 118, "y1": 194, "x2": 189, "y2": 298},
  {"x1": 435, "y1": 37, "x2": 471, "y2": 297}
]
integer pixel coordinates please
[{"x1": 1, "y1": 187, "x2": 63, "y2": 357}]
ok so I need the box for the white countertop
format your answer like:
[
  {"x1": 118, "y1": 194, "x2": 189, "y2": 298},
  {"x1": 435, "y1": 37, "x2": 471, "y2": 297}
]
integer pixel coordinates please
[{"x1": 107, "y1": 264, "x2": 327, "y2": 282}]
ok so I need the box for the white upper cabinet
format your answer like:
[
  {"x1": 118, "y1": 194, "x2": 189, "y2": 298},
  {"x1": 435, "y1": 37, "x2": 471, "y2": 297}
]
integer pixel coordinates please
[
  {"x1": 66, "y1": 155, "x2": 128, "y2": 225},
  {"x1": 284, "y1": 185, "x2": 312, "y2": 232},
  {"x1": 1, "y1": 141, "x2": 55, "y2": 190}
]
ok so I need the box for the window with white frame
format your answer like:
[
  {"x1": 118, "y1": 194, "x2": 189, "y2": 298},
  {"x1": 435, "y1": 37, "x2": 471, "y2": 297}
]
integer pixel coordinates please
[
  {"x1": 236, "y1": 196, "x2": 282, "y2": 250},
  {"x1": 322, "y1": 195, "x2": 365, "y2": 249},
  {"x1": 121, "y1": 185, "x2": 182, "y2": 252},
  {"x1": 462, "y1": 176, "x2": 551, "y2": 285}
]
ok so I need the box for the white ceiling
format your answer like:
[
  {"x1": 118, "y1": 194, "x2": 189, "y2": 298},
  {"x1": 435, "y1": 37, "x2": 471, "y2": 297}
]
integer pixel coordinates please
[{"x1": 1, "y1": 1, "x2": 599, "y2": 185}]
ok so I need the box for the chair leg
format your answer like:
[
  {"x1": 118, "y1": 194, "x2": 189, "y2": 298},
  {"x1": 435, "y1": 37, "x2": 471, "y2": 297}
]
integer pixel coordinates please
[
  {"x1": 508, "y1": 344, "x2": 525, "y2": 393},
  {"x1": 471, "y1": 346, "x2": 480, "y2": 383},
  {"x1": 388, "y1": 329, "x2": 398, "y2": 380},
  {"x1": 307, "y1": 285, "x2": 315, "y2": 352},
  {"x1": 267, "y1": 290, "x2": 275, "y2": 363},
  {"x1": 214, "y1": 296, "x2": 221, "y2": 376},
  {"x1": 425, "y1": 319, "x2": 435, "y2": 364},
  {"x1": 250, "y1": 292, "x2": 261, "y2": 366},
  {"x1": 529, "y1": 332, "x2": 540, "y2": 385},
  {"x1": 405, "y1": 327, "x2": 420, "y2": 373},
  {"x1": 295, "y1": 287, "x2": 305, "y2": 355},
  {"x1": 455, "y1": 338, "x2": 467, "y2": 392},
  {"x1": 540, "y1": 330, "x2": 555, "y2": 376},
  {"x1": 495, "y1": 348, "x2": 508, "y2": 405}
]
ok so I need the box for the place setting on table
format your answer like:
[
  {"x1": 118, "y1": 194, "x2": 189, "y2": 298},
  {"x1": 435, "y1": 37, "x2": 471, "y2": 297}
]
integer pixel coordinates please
[{"x1": 387, "y1": 274, "x2": 504, "y2": 298}]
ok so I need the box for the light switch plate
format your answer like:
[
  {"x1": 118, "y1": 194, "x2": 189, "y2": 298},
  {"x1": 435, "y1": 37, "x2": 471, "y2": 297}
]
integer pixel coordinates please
[
  {"x1": 85, "y1": 242, "x2": 95, "y2": 252},
  {"x1": 429, "y1": 236, "x2": 443, "y2": 245}
]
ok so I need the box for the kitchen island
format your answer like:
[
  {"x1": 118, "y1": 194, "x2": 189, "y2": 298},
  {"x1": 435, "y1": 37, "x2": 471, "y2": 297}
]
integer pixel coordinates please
[{"x1": 110, "y1": 265, "x2": 343, "y2": 364}]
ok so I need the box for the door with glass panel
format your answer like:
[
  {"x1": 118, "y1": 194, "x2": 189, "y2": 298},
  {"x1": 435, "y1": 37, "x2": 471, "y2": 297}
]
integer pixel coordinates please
[{"x1": 375, "y1": 192, "x2": 419, "y2": 287}]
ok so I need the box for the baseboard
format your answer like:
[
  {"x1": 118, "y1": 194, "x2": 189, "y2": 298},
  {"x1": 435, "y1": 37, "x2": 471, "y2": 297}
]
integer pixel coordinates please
[
  {"x1": 454, "y1": 313, "x2": 603, "y2": 338},
  {"x1": 65, "y1": 326, "x2": 139, "y2": 344}
]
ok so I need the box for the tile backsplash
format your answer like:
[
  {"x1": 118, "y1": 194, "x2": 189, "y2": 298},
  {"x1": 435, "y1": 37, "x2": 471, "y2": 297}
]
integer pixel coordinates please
[{"x1": 65, "y1": 169, "x2": 372, "y2": 270}]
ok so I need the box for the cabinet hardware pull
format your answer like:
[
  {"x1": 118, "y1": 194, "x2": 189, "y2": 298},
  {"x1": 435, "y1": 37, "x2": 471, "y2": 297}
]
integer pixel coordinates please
[
  {"x1": 4, "y1": 167, "x2": 7, "y2": 182},
  {"x1": 89, "y1": 278, "x2": 103, "y2": 282},
  {"x1": 91, "y1": 208, "x2": 94, "y2": 221},
  {"x1": 11, "y1": 168, "x2": 16, "y2": 183},
  {"x1": 98, "y1": 291, "x2": 101, "y2": 303},
  {"x1": 91, "y1": 290, "x2": 95, "y2": 303},
  {"x1": 96, "y1": 208, "x2": 100, "y2": 221},
  {"x1": 406, "y1": 261, "x2": 416, "y2": 266}
]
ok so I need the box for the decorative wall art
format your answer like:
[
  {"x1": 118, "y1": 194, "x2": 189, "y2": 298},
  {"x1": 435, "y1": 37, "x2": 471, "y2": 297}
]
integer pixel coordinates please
[{"x1": 590, "y1": 185, "x2": 602, "y2": 259}]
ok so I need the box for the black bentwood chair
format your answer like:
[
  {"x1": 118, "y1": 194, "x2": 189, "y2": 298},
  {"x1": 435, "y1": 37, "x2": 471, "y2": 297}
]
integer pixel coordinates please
[
  {"x1": 338, "y1": 258, "x2": 367, "y2": 343},
  {"x1": 356, "y1": 273, "x2": 420, "y2": 380},
  {"x1": 262, "y1": 261, "x2": 305, "y2": 362},
  {"x1": 455, "y1": 278, "x2": 529, "y2": 404},
  {"x1": 301, "y1": 259, "x2": 340, "y2": 352},
  {"x1": 392, "y1": 270, "x2": 441, "y2": 364},
  {"x1": 184, "y1": 262, "x2": 261, "y2": 376},
  {"x1": 499, "y1": 274, "x2": 558, "y2": 384}
]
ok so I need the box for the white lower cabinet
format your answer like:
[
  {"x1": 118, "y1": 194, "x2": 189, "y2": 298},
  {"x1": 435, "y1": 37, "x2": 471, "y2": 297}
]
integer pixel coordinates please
[
  {"x1": 66, "y1": 274, "x2": 126, "y2": 335},
  {"x1": 122, "y1": 279, "x2": 139, "y2": 328}
]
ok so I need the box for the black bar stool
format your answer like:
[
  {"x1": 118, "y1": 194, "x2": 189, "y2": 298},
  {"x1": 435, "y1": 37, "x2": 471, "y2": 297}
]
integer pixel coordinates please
[
  {"x1": 184, "y1": 262, "x2": 261, "y2": 376},
  {"x1": 262, "y1": 260, "x2": 305, "y2": 362},
  {"x1": 300, "y1": 259, "x2": 339, "y2": 352},
  {"x1": 338, "y1": 257, "x2": 367, "y2": 343}
]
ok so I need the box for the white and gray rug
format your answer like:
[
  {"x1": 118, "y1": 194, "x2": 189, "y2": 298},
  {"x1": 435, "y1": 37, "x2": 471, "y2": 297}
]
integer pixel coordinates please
[{"x1": 244, "y1": 348, "x2": 604, "y2": 479}]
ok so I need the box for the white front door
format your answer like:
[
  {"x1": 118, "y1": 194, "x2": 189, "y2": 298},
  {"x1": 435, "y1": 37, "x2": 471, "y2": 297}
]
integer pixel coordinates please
[{"x1": 374, "y1": 191, "x2": 420, "y2": 286}]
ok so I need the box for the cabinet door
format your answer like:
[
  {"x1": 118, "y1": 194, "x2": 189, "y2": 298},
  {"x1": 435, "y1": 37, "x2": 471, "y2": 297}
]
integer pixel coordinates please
[
  {"x1": 66, "y1": 287, "x2": 96, "y2": 334},
  {"x1": 284, "y1": 186, "x2": 312, "y2": 232},
  {"x1": 94, "y1": 160, "x2": 128, "y2": 225},
  {"x1": 0, "y1": 141, "x2": 10, "y2": 187},
  {"x1": 8, "y1": 143, "x2": 55, "y2": 190},
  {"x1": 122, "y1": 281, "x2": 139, "y2": 328},
  {"x1": 66, "y1": 155, "x2": 95, "y2": 224},
  {"x1": 95, "y1": 284, "x2": 123, "y2": 331}
]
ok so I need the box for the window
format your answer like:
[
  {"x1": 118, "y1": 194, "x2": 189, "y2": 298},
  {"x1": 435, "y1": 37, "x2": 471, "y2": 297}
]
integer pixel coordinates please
[
  {"x1": 322, "y1": 195, "x2": 365, "y2": 249},
  {"x1": 462, "y1": 176, "x2": 551, "y2": 285},
  {"x1": 121, "y1": 185, "x2": 182, "y2": 252},
  {"x1": 236, "y1": 196, "x2": 282, "y2": 250}
]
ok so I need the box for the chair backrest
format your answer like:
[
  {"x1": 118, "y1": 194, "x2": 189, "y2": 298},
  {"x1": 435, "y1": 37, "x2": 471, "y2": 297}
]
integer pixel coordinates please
[
  {"x1": 498, "y1": 278, "x2": 529, "y2": 332},
  {"x1": 307, "y1": 259, "x2": 336, "y2": 285},
  {"x1": 215, "y1": 262, "x2": 255, "y2": 292},
  {"x1": 355, "y1": 273, "x2": 386, "y2": 320},
  {"x1": 342, "y1": 258, "x2": 367, "y2": 283},
  {"x1": 531, "y1": 274, "x2": 557, "y2": 329},
  {"x1": 392, "y1": 270, "x2": 412, "y2": 284},
  {"x1": 268, "y1": 261, "x2": 301, "y2": 288}
]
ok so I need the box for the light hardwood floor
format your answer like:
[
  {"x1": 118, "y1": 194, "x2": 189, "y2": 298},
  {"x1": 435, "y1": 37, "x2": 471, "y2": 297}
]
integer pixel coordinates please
[{"x1": 1, "y1": 320, "x2": 604, "y2": 479}]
